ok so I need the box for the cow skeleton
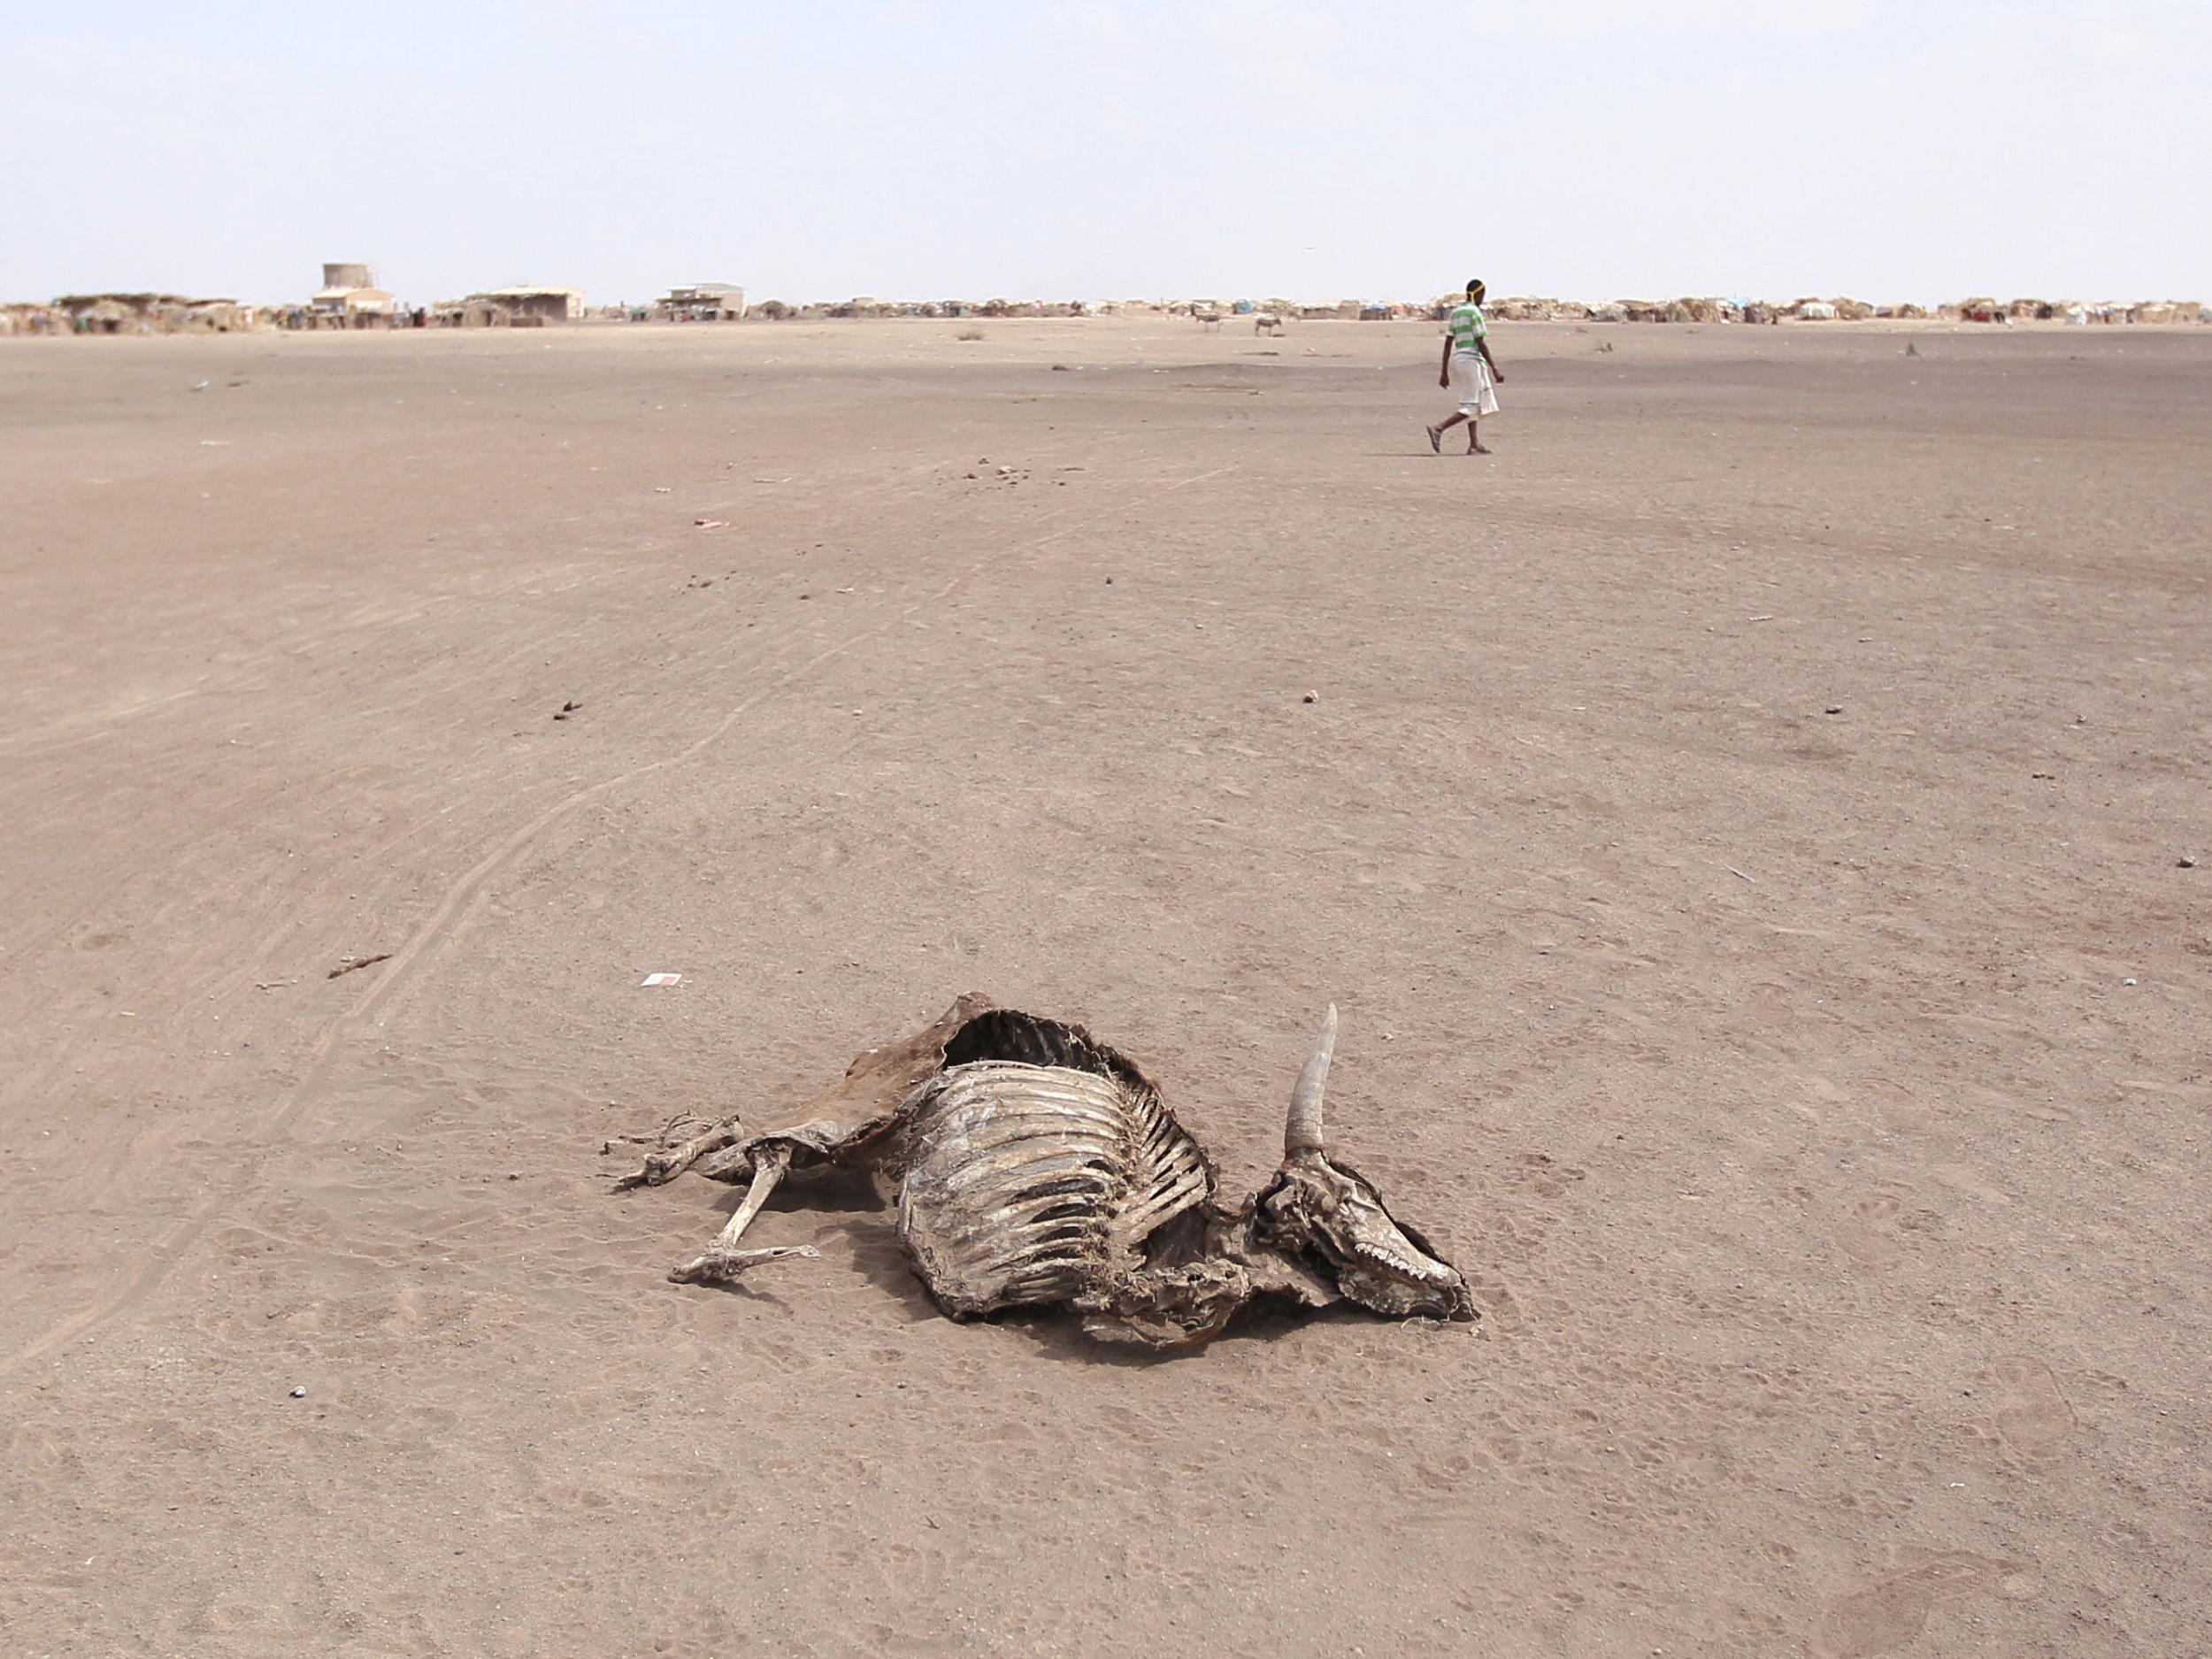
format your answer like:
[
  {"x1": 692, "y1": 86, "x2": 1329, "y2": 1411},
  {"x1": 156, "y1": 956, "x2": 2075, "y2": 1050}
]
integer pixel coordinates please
[{"x1": 617, "y1": 995, "x2": 1474, "y2": 1348}]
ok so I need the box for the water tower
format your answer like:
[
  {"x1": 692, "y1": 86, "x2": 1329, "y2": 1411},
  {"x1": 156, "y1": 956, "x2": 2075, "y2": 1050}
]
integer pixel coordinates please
[{"x1": 322, "y1": 262, "x2": 373, "y2": 291}]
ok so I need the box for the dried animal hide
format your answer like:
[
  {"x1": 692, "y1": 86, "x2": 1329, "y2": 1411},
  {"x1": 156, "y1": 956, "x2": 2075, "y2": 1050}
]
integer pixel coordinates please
[{"x1": 617, "y1": 995, "x2": 1475, "y2": 1348}]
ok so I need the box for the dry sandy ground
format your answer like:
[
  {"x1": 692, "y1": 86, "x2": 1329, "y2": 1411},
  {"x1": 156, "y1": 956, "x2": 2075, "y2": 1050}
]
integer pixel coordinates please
[{"x1": 2, "y1": 315, "x2": 2207, "y2": 1658}]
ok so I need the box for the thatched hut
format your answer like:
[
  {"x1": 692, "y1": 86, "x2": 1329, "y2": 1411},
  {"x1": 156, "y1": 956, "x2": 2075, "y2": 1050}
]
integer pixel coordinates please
[
  {"x1": 1829, "y1": 297, "x2": 1874, "y2": 320},
  {"x1": 56, "y1": 293, "x2": 165, "y2": 333},
  {"x1": 0, "y1": 303, "x2": 66, "y2": 335},
  {"x1": 174, "y1": 298, "x2": 250, "y2": 332}
]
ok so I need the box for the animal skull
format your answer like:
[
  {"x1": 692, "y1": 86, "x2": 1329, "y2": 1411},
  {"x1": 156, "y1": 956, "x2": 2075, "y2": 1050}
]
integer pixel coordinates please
[{"x1": 1252, "y1": 1009, "x2": 1470, "y2": 1317}]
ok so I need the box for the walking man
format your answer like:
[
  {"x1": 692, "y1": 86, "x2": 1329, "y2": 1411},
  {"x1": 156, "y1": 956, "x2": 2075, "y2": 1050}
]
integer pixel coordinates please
[{"x1": 1427, "y1": 279, "x2": 1505, "y2": 454}]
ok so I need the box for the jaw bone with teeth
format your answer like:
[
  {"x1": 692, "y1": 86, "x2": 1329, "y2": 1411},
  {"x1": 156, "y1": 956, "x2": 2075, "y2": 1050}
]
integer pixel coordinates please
[{"x1": 618, "y1": 995, "x2": 1475, "y2": 1348}]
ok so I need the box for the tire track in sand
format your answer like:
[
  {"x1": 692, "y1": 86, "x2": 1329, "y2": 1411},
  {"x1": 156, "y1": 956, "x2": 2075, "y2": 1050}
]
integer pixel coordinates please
[{"x1": 0, "y1": 460, "x2": 1240, "y2": 1380}]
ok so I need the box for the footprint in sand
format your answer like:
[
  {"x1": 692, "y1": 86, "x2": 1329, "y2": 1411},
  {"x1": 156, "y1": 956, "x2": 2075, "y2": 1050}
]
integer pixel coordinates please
[
  {"x1": 1986, "y1": 1356, "x2": 2077, "y2": 1456},
  {"x1": 1858, "y1": 1077, "x2": 1934, "y2": 1137},
  {"x1": 1820, "y1": 1551, "x2": 2018, "y2": 1657},
  {"x1": 1833, "y1": 1190, "x2": 1907, "y2": 1268}
]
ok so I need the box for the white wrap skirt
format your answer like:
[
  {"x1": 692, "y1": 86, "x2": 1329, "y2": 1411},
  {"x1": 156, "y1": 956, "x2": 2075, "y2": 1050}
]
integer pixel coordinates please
[{"x1": 1452, "y1": 350, "x2": 1499, "y2": 418}]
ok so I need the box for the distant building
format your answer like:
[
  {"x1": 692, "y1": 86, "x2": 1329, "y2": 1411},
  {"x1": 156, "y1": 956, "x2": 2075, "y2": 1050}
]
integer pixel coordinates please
[
  {"x1": 658, "y1": 282, "x2": 746, "y2": 320},
  {"x1": 51, "y1": 293, "x2": 252, "y2": 334},
  {"x1": 469, "y1": 285, "x2": 584, "y2": 324},
  {"x1": 313, "y1": 286, "x2": 394, "y2": 319},
  {"x1": 307, "y1": 261, "x2": 392, "y2": 322},
  {"x1": 0, "y1": 302, "x2": 66, "y2": 336}
]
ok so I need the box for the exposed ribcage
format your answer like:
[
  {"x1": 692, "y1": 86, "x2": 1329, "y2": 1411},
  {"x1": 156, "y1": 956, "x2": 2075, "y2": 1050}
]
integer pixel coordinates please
[{"x1": 897, "y1": 1059, "x2": 1211, "y2": 1317}]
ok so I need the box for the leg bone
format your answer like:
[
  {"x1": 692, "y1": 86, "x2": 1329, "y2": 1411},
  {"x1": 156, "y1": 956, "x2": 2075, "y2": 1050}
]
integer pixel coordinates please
[
  {"x1": 616, "y1": 1116, "x2": 744, "y2": 1189},
  {"x1": 669, "y1": 1145, "x2": 813, "y2": 1284}
]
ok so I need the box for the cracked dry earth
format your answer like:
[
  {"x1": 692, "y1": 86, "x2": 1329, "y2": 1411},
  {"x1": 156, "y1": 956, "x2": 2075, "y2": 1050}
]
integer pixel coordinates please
[{"x1": 2, "y1": 317, "x2": 2207, "y2": 1657}]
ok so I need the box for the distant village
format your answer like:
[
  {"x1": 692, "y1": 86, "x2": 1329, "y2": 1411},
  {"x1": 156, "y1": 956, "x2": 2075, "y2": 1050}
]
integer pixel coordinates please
[{"x1": 2, "y1": 261, "x2": 2202, "y2": 336}]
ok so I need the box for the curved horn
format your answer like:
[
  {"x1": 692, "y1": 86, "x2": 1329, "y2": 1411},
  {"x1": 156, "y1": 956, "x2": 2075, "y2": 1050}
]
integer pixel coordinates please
[{"x1": 1283, "y1": 1003, "x2": 1338, "y2": 1156}]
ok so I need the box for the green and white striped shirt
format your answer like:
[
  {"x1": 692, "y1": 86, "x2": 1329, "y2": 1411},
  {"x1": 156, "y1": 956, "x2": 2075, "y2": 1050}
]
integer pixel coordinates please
[{"x1": 1448, "y1": 301, "x2": 1487, "y2": 355}]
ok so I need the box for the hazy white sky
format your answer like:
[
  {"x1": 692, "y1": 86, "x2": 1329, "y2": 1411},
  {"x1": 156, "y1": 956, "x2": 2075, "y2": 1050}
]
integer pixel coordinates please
[{"x1": 3, "y1": 0, "x2": 2206, "y2": 306}]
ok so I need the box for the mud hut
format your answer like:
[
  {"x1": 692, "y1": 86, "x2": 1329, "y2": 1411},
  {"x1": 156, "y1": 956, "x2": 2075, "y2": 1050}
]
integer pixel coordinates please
[
  {"x1": 660, "y1": 283, "x2": 745, "y2": 320},
  {"x1": 433, "y1": 298, "x2": 503, "y2": 327},
  {"x1": 472, "y1": 286, "x2": 583, "y2": 324}
]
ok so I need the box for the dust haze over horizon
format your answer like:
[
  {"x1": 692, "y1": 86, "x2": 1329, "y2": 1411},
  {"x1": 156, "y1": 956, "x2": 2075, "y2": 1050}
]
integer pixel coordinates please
[{"x1": 3, "y1": 0, "x2": 2207, "y2": 308}]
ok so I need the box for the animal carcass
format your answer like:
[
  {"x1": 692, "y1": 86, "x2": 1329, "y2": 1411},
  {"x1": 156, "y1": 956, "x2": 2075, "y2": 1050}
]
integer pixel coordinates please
[{"x1": 617, "y1": 995, "x2": 1475, "y2": 1348}]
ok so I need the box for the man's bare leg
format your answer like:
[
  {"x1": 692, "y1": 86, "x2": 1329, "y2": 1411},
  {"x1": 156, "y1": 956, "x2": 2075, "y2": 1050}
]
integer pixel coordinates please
[
  {"x1": 1470, "y1": 416, "x2": 1491, "y2": 456},
  {"x1": 1431, "y1": 411, "x2": 1467, "y2": 452}
]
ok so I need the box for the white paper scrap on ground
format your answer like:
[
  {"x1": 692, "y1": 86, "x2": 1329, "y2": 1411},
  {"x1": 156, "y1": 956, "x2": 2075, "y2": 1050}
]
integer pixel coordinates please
[{"x1": 639, "y1": 972, "x2": 682, "y2": 988}]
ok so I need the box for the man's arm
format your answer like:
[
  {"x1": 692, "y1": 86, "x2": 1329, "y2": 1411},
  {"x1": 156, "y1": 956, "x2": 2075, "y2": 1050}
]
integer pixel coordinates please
[
  {"x1": 1479, "y1": 336, "x2": 1504, "y2": 383},
  {"x1": 1439, "y1": 332, "x2": 1454, "y2": 388}
]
